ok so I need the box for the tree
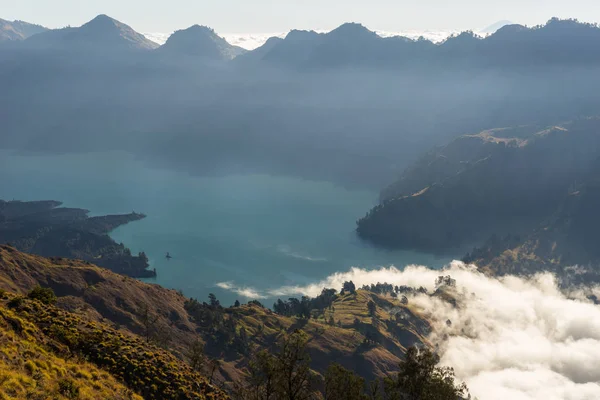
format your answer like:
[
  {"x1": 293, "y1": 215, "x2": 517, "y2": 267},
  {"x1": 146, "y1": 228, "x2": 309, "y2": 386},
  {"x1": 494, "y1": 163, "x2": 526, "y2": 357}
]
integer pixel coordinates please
[
  {"x1": 235, "y1": 330, "x2": 314, "y2": 400},
  {"x1": 367, "y1": 300, "x2": 377, "y2": 317},
  {"x1": 187, "y1": 339, "x2": 206, "y2": 372},
  {"x1": 401, "y1": 296, "x2": 408, "y2": 305},
  {"x1": 139, "y1": 303, "x2": 160, "y2": 343},
  {"x1": 243, "y1": 350, "x2": 278, "y2": 400},
  {"x1": 209, "y1": 293, "x2": 221, "y2": 308},
  {"x1": 435, "y1": 276, "x2": 456, "y2": 289},
  {"x1": 27, "y1": 286, "x2": 57, "y2": 305},
  {"x1": 208, "y1": 358, "x2": 221, "y2": 385},
  {"x1": 383, "y1": 346, "x2": 468, "y2": 400},
  {"x1": 275, "y1": 330, "x2": 314, "y2": 400},
  {"x1": 341, "y1": 281, "x2": 356, "y2": 295},
  {"x1": 234, "y1": 300, "x2": 241, "y2": 307},
  {"x1": 325, "y1": 363, "x2": 368, "y2": 400}
]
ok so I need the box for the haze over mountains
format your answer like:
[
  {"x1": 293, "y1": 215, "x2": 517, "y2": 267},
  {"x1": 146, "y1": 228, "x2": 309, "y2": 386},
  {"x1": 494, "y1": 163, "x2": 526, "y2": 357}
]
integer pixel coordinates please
[{"x1": 3, "y1": 14, "x2": 600, "y2": 191}]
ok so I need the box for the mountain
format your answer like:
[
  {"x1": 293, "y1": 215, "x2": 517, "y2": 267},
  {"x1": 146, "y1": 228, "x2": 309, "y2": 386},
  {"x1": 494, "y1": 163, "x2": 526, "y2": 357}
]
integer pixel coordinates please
[
  {"x1": 232, "y1": 36, "x2": 284, "y2": 64},
  {"x1": 259, "y1": 29, "x2": 322, "y2": 66},
  {"x1": 24, "y1": 14, "x2": 158, "y2": 51},
  {"x1": 243, "y1": 18, "x2": 600, "y2": 69},
  {"x1": 465, "y1": 180, "x2": 600, "y2": 284},
  {"x1": 357, "y1": 118, "x2": 600, "y2": 254},
  {"x1": 0, "y1": 199, "x2": 153, "y2": 277},
  {"x1": 158, "y1": 25, "x2": 246, "y2": 60},
  {"x1": 0, "y1": 18, "x2": 47, "y2": 41},
  {"x1": 480, "y1": 20, "x2": 514, "y2": 34},
  {"x1": 252, "y1": 23, "x2": 434, "y2": 68}
]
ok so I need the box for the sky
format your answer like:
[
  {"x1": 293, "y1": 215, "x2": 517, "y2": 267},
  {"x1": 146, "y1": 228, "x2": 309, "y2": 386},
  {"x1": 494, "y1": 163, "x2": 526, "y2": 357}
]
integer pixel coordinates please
[{"x1": 1, "y1": 0, "x2": 600, "y2": 34}]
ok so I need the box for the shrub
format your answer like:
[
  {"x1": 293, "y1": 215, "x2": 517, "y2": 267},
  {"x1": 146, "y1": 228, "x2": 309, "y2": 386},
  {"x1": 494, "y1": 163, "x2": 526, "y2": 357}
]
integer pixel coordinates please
[
  {"x1": 24, "y1": 360, "x2": 37, "y2": 375},
  {"x1": 28, "y1": 286, "x2": 57, "y2": 305},
  {"x1": 58, "y1": 378, "x2": 80, "y2": 398},
  {"x1": 7, "y1": 296, "x2": 24, "y2": 308}
]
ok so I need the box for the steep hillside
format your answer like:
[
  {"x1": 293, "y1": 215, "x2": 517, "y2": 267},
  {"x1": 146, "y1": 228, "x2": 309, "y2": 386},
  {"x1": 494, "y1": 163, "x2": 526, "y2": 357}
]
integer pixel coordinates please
[
  {"x1": 0, "y1": 300, "x2": 142, "y2": 399},
  {"x1": 357, "y1": 118, "x2": 600, "y2": 253},
  {"x1": 0, "y1": 289, "x2": 225, "y2": 399},
  {"x1": 0, "y1": 199, "x2": 153, "y2": 277},
  {"x1": 0, "y1": 246, "x2": 441, "y2": 387},
  {"x1": 465, "y1": 181, "x2": 600, "y2": 284}
]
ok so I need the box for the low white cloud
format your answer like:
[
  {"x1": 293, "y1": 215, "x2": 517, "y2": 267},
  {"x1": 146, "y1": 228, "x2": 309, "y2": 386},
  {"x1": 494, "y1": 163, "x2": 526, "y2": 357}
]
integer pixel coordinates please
[
  {"x1": 219, "y1": 261, "x2": 600, "y2": 400},
  {"x1": 216, "y1": 281, "x2": 266, "y2": 299}
]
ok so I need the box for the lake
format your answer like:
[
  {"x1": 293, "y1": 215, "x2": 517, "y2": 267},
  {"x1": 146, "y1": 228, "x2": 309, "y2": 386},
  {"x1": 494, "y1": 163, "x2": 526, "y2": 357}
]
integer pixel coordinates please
[{"x1": 0, "y1": 150, "x2": 448, "y2": 306}]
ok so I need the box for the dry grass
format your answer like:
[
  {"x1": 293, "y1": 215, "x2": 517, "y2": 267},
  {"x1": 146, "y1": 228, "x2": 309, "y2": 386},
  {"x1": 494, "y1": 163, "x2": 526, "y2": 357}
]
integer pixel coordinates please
[{"x1": 0, "y1": 299, "x2": 142, "y2": 400}]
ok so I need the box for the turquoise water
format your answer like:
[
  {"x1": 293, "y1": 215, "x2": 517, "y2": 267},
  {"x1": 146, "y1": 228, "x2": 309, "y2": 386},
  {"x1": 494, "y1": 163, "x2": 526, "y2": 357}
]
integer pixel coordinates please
[{"x1": 0, "y1": 150, "x2": 448, "y2": 306}]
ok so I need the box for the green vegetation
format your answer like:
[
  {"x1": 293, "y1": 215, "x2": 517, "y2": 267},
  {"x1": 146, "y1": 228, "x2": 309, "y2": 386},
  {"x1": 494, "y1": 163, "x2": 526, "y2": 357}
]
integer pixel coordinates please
[
  {"x1": 0, "y1": 297, "x2": 144, "y2": 399},
  {"x1": 1, "y1": 293, "x2": 226, "y2": 399},
  {"x1": 325, "y1": 363, "x2": 368, "y2": 400},
  {"x1": 232, "y1": 330, "x2": 468, "y2": 400},
  {"x1": 382, "y1": 346, "x2": 468, "y2": 400},
  {"x1": 27, "y1": 285, "x2": 57, "y2": 305}
]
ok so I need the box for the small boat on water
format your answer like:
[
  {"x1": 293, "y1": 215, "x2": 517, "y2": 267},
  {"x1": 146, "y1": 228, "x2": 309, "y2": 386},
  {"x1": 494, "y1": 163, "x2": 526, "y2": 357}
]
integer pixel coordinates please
[{"x1": 166, "y1": 252, "x2": 172, "y2": 260}]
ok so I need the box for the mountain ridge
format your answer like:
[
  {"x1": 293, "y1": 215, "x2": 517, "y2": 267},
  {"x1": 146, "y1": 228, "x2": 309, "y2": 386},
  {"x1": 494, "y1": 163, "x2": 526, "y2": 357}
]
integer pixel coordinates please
[
  {"x1": 0, "y1": 18, "x2": 47, "y2": 41},
  {"x1": 23, "y1": 14, "x2": 158, "y2": 51},
  {"x1": 357, "y1": 117, "x2": 600, "y2": 281},
  {"x1": 158, "y1": 24, "x2": 246, "y2": 60}
]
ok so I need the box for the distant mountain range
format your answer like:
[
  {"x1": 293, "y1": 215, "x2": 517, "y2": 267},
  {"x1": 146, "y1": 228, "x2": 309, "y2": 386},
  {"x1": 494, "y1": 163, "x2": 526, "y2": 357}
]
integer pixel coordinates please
[
  {"x1": 4, "y1": 15, "x2": 600, "y2": 69},
  {"x1": 0, "y1": 18, "x2": 47, "y2": 41},
  {"x1": 247, "y1": 18, "x2": 600, "y2": 69}
]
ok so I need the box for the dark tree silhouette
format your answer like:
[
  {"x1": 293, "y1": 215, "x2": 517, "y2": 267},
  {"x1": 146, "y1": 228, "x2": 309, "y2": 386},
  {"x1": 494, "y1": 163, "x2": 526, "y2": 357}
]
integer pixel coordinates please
[{"x1": 324, "y1": 363, "x2": 368, "y2": 400}]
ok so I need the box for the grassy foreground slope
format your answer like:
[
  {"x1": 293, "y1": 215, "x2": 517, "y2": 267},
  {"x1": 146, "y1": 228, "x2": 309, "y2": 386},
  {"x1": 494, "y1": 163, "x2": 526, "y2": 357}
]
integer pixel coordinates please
[
  {"x1": 0, "y1": 301, "x2": 141, "y2": 400},
  {"x1": 0, "y1": 289, "x2": 226, "y2": 399},
  {"x1": 0, "y1": 245, "x2": 436, "y2": 388}
]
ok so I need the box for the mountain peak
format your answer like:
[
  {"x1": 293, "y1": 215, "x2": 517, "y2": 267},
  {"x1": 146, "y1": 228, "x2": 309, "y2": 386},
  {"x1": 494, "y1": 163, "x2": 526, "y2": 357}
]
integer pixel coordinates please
[
  {"x1": 23, "y1": 14, "x2": 158, "y2": 51},
  {"x1": 481, "y1": 20, "x2": 514, "y2": 34},
  {"x1": 285, "y1": 29, "x2": 320, "y2": 41},
  {"x1": 81, "y1": 14, "x2": 121, "y2": 30},
  {"x1": 488, "y1": 23, "x2": 528, "y2": 39},
  {"x1": 160, "y1": 25, "x2": 246, "y2": 60},
  {"x1": 88, "y1": 14, "x2": 115, "y2": 23},
  {"x1": 328, "y1": 22, "x2": 378, "y2": 38}
]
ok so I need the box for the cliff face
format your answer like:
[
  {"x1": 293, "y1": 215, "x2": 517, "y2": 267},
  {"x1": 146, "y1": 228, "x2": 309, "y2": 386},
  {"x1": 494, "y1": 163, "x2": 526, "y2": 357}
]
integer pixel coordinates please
[
  {"x1": 0, "y1": 199, "x2": 153, "y2": 277},
  {"x1": 357, "y1": 118, "x2": 600, "y2": 254}
]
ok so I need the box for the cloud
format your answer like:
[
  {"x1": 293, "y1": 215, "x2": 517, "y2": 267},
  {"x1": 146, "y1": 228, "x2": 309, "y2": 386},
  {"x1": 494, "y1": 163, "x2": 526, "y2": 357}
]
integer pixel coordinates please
[
  {"x1": 218, "y1": 261, "x2": 600, "y2": 400},
  {"x1": 216, "y1": 281, "x2": 266, "y2": 299}
]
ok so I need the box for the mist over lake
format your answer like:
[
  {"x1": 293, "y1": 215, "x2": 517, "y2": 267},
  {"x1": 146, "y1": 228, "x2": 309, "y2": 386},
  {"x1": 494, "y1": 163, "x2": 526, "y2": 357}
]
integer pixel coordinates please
[{"x1": 0, "y1": 150, "x2": 447, "y2": 305}]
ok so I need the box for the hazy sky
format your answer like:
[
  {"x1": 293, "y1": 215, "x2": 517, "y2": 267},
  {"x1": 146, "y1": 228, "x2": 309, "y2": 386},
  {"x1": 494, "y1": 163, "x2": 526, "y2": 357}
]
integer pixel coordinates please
[{"x1": 2, "y1": 0, "x2": 599, "y2": 33}]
